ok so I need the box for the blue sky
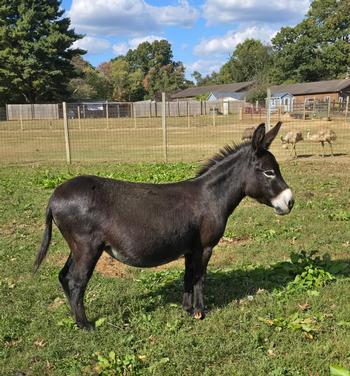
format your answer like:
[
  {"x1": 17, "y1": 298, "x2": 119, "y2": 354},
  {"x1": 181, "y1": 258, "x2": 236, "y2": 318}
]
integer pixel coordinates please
[{"x1": 61, "y1": 0, "x2": 311, "y2": 79}]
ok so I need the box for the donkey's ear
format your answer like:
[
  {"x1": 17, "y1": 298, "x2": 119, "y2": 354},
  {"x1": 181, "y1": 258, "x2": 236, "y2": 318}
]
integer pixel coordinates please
[
  {"x1": 251, "y1": 123, "x2": 266, "y2": 151},
  {"x1": 262, "y1": 121, "x2": 282, "y2": 149}
]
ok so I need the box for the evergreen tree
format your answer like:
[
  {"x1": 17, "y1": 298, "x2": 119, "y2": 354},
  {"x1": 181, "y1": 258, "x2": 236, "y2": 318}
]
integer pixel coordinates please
[{"x1": 0, "y1": 0, "x2": 85, "y2": 104}]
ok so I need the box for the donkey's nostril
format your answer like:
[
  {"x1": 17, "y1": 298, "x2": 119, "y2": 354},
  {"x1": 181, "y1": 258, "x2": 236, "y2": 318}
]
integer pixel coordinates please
[{"x1": 288, "y1": 198, "x2": 294, "y2": 210}]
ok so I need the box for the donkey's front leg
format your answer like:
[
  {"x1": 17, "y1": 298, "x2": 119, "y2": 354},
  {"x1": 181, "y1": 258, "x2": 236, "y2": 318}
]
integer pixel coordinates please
[{"x1": 192, "y1": 246, "x2": 212, "y2": 320}]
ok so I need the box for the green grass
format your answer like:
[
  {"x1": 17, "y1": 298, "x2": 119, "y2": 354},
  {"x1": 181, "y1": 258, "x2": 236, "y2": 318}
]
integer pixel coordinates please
[{"x1": 0, "y1": 160, "x2": 350, "y2": 375}]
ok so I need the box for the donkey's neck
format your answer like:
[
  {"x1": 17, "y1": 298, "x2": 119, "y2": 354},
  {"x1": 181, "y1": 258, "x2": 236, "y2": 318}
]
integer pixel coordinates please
[{"x1": 198, "y1": 148, "x2": 248, "y2": 217}]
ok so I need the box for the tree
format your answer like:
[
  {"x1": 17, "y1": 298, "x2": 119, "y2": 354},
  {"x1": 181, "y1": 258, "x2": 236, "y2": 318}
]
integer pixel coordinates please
[
  {"x1": 111, "y1": 58, "x2": 131, "y2": 101},
  {"x1": 69, "y1": 57, "x2": 112, "y2": 100},
  {"x1": 271, "y1": 0, "x2": 350, "y2": 83},
  {"x1": 0, "y1": 0, "x2": 85, "y2": 104},
  {"x1": 125, "y1": 40, "x2": 173, "y2": 75},
  {"x1": 191, "y1": 70, "x2": 221, "y2": 86},
  {"x1": 218, "y1": 39, "x2": 273, "y2": 83}
]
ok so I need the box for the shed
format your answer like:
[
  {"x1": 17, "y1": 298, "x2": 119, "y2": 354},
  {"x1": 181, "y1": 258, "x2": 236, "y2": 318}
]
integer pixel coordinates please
[
  {"x1": 207, "y1": 91, "x2": 247, "y2": 101},
  {"x1": 270, "y1": 92, "x2": 294, "y2": 112}
]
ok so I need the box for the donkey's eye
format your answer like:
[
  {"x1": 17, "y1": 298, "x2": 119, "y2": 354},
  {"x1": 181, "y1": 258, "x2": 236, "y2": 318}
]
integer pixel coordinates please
[{"x1": 263, "y1": 170, "x2": 276, "y2": 178}]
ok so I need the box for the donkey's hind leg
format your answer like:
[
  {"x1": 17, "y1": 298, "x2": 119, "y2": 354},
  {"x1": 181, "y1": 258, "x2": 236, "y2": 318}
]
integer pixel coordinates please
[
  {"x1": 59, "y1": 242, "x2": 102, "y2": 330},
  {"x1": 59, "y1": 253, "x2": 73, "y2": 301},
  {"x1": 182, "y1": 253, "x2": 194, "y2": 314}
]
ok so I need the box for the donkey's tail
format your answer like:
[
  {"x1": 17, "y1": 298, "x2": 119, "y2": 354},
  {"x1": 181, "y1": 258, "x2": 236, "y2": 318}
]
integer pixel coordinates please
[{"x1": 34, "y1": 206, "x2": 53, "y2": 273}]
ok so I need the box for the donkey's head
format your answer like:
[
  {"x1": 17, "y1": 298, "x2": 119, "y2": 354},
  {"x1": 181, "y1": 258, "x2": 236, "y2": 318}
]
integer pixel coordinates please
[{"x1": 244, "y1": 122, "x2": 294, "y2": 215}]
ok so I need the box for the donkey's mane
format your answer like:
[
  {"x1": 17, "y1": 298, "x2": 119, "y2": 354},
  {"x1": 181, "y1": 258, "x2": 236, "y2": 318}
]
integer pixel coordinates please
[{"x1": 196, "y1": 141, "x2": 250, "y2": 176}]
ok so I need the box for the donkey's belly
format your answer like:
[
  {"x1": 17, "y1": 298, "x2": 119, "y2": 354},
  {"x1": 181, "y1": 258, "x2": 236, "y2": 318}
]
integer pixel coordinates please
[{"x1": 105, "y1": 244, "x2": 184, "y2": 268}]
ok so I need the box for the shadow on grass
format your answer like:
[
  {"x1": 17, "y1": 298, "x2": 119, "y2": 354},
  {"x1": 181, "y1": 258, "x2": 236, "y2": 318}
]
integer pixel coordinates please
[{"x1": 140, "y1": 258, "x2": 350, "y2": 311}]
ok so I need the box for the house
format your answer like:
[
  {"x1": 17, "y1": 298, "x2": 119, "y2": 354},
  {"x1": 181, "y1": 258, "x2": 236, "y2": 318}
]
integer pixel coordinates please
[
  {"x1": 170, "y1": 81, "x2": 254, "y2": 100},
  {"x1": 270, "y1": 79, "x2": 350, "y2": 104},
  {"x1": 270, "y1": 92, "x2": 294, "y2": 112}
]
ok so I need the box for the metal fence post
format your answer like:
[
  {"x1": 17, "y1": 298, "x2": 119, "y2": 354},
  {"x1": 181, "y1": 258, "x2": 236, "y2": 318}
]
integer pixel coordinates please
[
  {"x1": 62, "y1": 102, "x2": 71, "y2": 164},
  {"x1": 161, "y1": 92, "x2": 168, "y2": 162},
  {"x1": 266, "y1": 88, "x2": 271, "y2": 131}
]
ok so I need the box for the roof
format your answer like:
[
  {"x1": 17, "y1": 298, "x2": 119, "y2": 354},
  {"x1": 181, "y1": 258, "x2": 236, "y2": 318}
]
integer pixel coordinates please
[
  {"x1": 271, "y1": 79, "x2": 350, "y2": 96},
  {"x1": 209, "y1": 91, "x2": 247, "y2": 100},
  {"x1": 171, "y1": 81, "x2": 254, "y2": 99},
  {"x1": 271, "y1": 92, "x2": 293, "y2": 98}
]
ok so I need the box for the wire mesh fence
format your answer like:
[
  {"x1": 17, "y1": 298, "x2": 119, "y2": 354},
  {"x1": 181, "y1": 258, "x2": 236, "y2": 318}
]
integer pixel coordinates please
[{"x1": 1, "y1": 96, "x2": 349, "y2": 164}]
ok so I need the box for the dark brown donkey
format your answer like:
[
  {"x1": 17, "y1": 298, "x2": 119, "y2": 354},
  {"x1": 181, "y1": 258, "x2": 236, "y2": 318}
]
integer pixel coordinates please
[{"x1": 34, "y1": 122, "x2": 294, "y2": 330}]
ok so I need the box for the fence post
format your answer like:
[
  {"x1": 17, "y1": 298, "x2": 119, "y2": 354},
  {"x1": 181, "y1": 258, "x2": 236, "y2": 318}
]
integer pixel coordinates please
[
  {"x1": 266, "y1": 88, "x2": 271, "y2": 131},
  {"x1": 212, "y1": 104, "x2": 216, "y2": 127},
  {"x1": 62, "y1": 102, "x2": 71, "y2": 164},
  {"x1": 345, "y1": 96, "x2": 349, "y2": 122},
  {"x1": 162, "y1": 92, "x2": 168, "y2": 162},
  {"x1": 133, "y1": 102, "x2": 137, "y2": 129},
  {"x1": 327, "y1": 97, "x2": 331, "y2": 120},
  {"x1": 187, "y1": 101, "x2": 190, "y2": 128},
  {"x1": 313, "y1": 96, "x2": 316, "y2": 115},
  {"x1": 78, "y1": 105, "x2": 81, "y2": 130},
  {"x1": 20, "y1": 106, "x2": 23, "y2": 131},
  {"x1": 303, "y1": 98, "x2": 307, "y2": 121},
  {"x1": 106, "y1": 101, "x2": 109, "y2": 129}
]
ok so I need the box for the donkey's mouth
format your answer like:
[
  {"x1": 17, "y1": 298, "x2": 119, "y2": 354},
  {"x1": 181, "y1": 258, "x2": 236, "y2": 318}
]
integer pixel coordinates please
[
  {"x1": 271, "y1": 189, "x2": 294, "y2": 215},
  {"x1": 274, "y1": 206, "x2": 291, "y2": 216}
]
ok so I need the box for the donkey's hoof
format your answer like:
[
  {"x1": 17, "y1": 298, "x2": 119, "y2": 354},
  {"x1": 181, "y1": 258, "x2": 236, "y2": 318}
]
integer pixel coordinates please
[
  {"x1": 192, "y1": 310, "x2": 205, "y2": 320},
  {"x1": 78, "y1": 321, "x2": 95, "y2": 331}
]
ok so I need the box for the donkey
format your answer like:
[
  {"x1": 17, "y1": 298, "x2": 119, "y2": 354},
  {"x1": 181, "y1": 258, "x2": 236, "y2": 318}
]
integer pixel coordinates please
[{"x1": 34, "y1": 122, "x2": 294, "y2": 330}]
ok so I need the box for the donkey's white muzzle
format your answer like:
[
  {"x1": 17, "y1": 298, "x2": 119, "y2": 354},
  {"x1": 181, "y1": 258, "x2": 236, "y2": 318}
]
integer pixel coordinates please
[{"x1": 271, "y1": 188, "x2": 294, "y2": 215}]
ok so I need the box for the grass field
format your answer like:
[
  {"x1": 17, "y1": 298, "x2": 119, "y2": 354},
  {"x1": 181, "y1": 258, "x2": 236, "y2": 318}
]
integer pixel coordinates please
[
  {"x1": 1, "y1": 114, "x2": 349, "y2": 163},
  {"x1": 0, "y1": 159, "x2": 349, "y2": 375}
]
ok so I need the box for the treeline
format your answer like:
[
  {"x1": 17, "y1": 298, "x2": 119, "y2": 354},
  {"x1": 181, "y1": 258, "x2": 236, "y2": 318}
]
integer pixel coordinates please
[
  {"x1": 0, "y1": 0, "x2": 349, "y2": 104},
  {"x1": 68, "y1": 40, "x2": 192, "y2": 102}
]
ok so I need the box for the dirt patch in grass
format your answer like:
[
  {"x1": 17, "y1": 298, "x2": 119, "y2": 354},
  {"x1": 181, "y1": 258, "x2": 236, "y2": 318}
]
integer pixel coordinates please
[{"x1": 95, "y1": 253, "x2": 129, "y2": 277}]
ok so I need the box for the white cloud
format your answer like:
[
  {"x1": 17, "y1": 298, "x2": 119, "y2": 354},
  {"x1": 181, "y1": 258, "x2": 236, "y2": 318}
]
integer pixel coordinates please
[
  {"x1": 193, "y1": 26, "x2": 276, "y2": 56},
  {"x1": 202, "y1": 0, "x2": 310, "y2": 25},
  {"x1": 113, "y1": 35, "x2": 164, "y2": 56},
  {"x1": 68, "y1": 0, "x2": 198, "y2": 36},
  {"x1": 113, "y1": 42, "x2": 129, "y2": 56},
  {"x1": 156, "y1": 0, "x2": 199, "y2": 27},
  {"x1": 185, "y1": 59, "x2": 223, "y2": 77},
  {"x1": 73, "y1": 36, "x2": 111, "y2": 54}
]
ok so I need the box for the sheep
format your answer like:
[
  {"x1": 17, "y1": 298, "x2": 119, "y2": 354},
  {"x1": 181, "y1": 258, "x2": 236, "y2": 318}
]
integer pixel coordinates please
[
  {"x1": 306, "y1": 128, "x2": 336, "y2": 157},
  {"x1": 280, "y1": 131, "x2": 303, "y2": 158},
  {"x1": 241, "y1": 126, "x2": 256, "y2": 142}
]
